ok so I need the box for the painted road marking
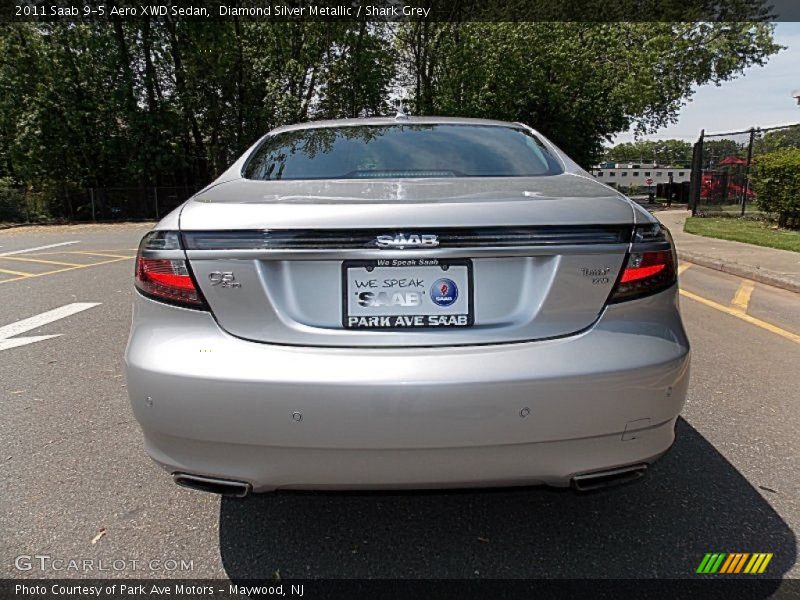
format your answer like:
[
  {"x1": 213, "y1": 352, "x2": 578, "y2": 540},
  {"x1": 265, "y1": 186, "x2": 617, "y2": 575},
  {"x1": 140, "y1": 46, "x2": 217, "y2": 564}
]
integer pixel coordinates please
[
  {"x1": 0, "y1": 241, "x2": 80, "y2": 256},
  {"x1": 71, "y1": 250, "x2": 135, "y2": 259},
  {"x1": 680, "y1": 289, "x2": 800, "y2": 345},
  {"x1": 677, "y1": 263, "x2": 692, "y2": 275},
  {"x1": 25, "y1": 248, "x2": 139, "y2": 255},
  {"x1": 731, "y1": 279, "x2": 755, "y2": 313},
  {"x1": 0, "y1": 256, "x2": 131, "y2": 284},
  {"x1": 0, "y1": 334, "x2": 62, "y2": 352},
  {"x1": 0, "y1": 266, "x2": 34, "y2": 277},
  {"x1": 0, "y1": 302, "x2": 101, "y2": 352},
  {"x1": 0, "y1": 256, "x2": 84, "y2": 267}
]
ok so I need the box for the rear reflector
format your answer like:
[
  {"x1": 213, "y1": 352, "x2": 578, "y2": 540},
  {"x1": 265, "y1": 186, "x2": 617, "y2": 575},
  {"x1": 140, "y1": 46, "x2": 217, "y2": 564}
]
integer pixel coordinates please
[
  {"x1": 609, "y1": 249, "x2": 676, "y2": 303},
  {"x1": 136, "y1": 257, "x2": 207, "y2": 309}
]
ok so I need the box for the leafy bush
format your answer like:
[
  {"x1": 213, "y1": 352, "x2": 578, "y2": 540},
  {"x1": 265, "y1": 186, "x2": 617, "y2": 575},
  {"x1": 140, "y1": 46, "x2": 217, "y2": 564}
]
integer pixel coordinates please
[
  {"x1": 0, "y1": 178, "x2": 26, "y2": 222},
  {"x1": 751, "y1": 149, "x2": 800, "y2": 229}
]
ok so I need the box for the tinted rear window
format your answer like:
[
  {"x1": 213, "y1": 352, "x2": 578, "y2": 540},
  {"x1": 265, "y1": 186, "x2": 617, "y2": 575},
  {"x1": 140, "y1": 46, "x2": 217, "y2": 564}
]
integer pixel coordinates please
[{"x1": 243, "y1": 124, "x2": 563, "y2": 180}]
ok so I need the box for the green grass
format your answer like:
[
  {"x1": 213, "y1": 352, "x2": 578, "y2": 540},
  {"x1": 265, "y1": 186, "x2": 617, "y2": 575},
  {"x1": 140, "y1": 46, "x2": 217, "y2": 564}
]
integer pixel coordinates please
[{"x1": 684, "y1": 217, "x2": 800, "y2": 253}]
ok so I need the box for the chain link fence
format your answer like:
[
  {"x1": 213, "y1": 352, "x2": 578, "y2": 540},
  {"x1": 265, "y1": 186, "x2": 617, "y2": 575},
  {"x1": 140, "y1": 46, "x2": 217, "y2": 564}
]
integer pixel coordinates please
[
  {"x1": 690, "y1": 123, "x2": 800, "y2": 218},
  {"x1": 0, "y1": 185, "x2": 202, "y2": 224}
]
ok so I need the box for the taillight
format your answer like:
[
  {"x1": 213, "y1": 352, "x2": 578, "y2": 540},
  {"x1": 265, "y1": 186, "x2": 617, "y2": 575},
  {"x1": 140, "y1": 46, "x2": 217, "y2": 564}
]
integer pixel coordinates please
[
  {"x1": 609, "y1": 225, "x2": 677, "y2": 303},
  {"x1": 135, "y1": 231, "x2": 208, "y2": 310}
]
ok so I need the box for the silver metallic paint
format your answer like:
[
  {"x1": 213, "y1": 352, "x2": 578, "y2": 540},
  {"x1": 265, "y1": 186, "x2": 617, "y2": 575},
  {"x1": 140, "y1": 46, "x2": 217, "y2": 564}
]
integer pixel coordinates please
[{"x1": 127, "y1": 117, "x2": 689, "y2": 491}]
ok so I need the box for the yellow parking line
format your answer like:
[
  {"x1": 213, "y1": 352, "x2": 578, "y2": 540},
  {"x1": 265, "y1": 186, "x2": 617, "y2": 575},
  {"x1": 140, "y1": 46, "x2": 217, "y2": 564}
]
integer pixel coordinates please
[
  {"x1": 0, "y1": 266, "x2": 34, "y2": 277},
  {"x1": 680, "y1": 289, "x2": 800, "y2": 345},
  {"x1": 0, "y1": 256, "x2": 84, "y2": 267},
  {"x1": 69, "y1": 251, "x2": 135, "y2": 259},
  {"x1": 677, "y1": 263, "x2": 692, "y2": 275},
  {"x1": 0, "y1": 257, "x2": 132, "y2": 284},
  {"x1": 731, "y1": 279, "x2": 755, "y2": 313},
  {"x1": 28, "y1": 249, "x2": 139, "y2": 256}
]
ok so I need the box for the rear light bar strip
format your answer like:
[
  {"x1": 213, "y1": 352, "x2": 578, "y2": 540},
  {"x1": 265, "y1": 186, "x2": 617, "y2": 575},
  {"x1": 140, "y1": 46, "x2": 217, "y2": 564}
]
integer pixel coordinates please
[{"x1": 181, "y1": 226, "x2": 632, "y2": 251}]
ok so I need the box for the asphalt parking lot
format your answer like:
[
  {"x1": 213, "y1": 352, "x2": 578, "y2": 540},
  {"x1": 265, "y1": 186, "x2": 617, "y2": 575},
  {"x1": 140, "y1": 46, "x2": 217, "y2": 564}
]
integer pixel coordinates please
[{"x1": 1, "y1": 223, "x2": 798, "y2": 587}]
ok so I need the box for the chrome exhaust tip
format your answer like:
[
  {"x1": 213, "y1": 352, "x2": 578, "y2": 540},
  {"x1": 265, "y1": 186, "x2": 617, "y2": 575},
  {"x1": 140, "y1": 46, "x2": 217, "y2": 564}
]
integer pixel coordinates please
[
  {"x1": 571, "y1": 464, "x2": 647, "y2": 492},
  {"x1": 173, "y1": 473, "x2": 252, "y2": 497}
]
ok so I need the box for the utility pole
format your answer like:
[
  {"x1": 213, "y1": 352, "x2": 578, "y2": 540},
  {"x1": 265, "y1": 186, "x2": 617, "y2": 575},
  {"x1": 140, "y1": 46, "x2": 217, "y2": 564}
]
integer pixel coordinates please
[
  {"x1": 741, "y1": 128, "x2": 756, "y2": 217},
  {"x1": 690, "y1": 130, "x2": 704, "y2": 217}
]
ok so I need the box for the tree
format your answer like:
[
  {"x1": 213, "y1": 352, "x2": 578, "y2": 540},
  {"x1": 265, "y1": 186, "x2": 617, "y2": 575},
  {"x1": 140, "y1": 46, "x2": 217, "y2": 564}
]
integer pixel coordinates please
[
  {"x1": 604, "y1": 140, "x2": 693, "y2": 166},
  {"x1": 751, "y1": 148, "x2": 800, "y2": 228},
  {"x1": 755, "y1": 125, "x2": 800, "y2": 155},
  {"x1": 315, "y1": 22, "x2": 395, "y2": 119},
  {"x1": 396, "y1": 22, "x2": 781, "y2": 167},
  {"x1": 0, "y1": 21, "x2": 396, "y2": 198},
  {"x1": 703, "y1": 139, "x2": 747, "y2": 167},
  {"x1": 0, "y1": 19, "x2": 783, "y2": 221}
]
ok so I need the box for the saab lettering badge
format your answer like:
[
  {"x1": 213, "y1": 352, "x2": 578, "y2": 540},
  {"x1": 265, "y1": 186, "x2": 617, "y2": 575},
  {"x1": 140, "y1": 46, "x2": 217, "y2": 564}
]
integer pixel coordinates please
[{"x1": 343, "y1": 259, "x2": 473, "y2": 329}]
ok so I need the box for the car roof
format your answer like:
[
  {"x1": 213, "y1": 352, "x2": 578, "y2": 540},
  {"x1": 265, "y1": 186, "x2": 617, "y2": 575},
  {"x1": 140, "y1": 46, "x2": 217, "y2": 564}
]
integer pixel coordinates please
[{"x1": 270, "y1": 116, "x2": 530, "y2": 134}]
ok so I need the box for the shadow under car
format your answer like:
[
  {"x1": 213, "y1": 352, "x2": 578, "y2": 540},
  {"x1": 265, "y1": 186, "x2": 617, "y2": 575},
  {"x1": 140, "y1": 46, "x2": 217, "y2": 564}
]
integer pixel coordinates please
[{"x1": 219, "y1": 419, "x2": 795, "y2": 596}]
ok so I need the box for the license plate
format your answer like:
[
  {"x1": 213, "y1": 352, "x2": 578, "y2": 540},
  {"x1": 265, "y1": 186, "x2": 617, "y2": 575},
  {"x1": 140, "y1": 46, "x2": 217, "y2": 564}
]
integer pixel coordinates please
[{"x1": 342, "y1": 258, "x2": 473, "y2": 329}]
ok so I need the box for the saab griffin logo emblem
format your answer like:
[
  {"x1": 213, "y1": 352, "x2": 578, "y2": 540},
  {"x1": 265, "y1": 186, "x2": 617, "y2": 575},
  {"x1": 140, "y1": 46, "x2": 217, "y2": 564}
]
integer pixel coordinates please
[
  {"x1": 696, "y1": 553, "x2": 773, "y2": 574},
  {"x1": 375, "y1": 233, "x2": 439, "y2": 249}
]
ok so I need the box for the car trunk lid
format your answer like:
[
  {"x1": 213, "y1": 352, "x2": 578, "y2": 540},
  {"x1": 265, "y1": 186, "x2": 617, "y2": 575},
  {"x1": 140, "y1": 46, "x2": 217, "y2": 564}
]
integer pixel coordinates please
[{"x1": 180, "y1": 175, "x2": 634, "y2": 347}]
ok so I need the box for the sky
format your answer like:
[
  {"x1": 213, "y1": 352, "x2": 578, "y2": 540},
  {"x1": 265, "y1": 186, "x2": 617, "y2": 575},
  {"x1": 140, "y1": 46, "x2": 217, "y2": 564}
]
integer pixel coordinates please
[{"x1": 613, "y1": 22, "x2": 800, "y2": 144}]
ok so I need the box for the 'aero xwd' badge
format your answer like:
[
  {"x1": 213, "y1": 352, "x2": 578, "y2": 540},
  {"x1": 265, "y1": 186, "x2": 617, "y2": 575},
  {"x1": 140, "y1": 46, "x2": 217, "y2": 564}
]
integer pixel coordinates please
[{"x1": 431, "y1": 278, "x2": 458, "y2": 307}]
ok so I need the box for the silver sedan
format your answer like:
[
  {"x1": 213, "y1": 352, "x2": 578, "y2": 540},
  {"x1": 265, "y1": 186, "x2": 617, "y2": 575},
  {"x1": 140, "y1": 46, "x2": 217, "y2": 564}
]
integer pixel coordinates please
[{"x1": 125, "y1": 117, "x2": 690, "y2": 496}]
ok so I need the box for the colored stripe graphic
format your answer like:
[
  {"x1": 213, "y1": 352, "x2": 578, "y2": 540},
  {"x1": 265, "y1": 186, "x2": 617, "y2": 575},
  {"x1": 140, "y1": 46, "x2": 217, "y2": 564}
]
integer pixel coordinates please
[
  {"x1": 696, "y1": 554, "x2": 713, "y2": 573},
  {"x1": 697, "y1": 553, "x2": 727, "y2": 574},
  {"x1": 720, "y1": 553, "x2": 749, "y2": 573},
  {"x1": 758, "y1": 554, "x2": 773, "y2": 573},
  {"x1": 719, "y1": 554, "x2": 736, "y2": 574},
  {"x1": 733, "y1": 553, "x2": 750, "y2": 573},
  {"x1": 744, "y1": 553, "x2": 774, "y2": 574},
  {"x1": 698, "y1": 553, "x2": 772, "y2": 574},
  {"x1": 745, "y1": 554, "x2": 760, "y2": 573}
]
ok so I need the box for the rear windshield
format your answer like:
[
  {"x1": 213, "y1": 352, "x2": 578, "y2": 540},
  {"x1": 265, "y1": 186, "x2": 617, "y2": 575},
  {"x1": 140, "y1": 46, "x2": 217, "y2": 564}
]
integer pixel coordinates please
[{"x1": 242, "y1": 124, "x2": 563, "y2": 180}]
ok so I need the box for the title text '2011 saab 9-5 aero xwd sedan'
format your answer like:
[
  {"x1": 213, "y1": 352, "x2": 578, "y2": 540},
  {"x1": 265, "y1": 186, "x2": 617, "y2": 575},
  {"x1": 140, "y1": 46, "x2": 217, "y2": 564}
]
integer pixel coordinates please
[{"x1": 125, "y1": 116, "x2": 690, "y2": 496}]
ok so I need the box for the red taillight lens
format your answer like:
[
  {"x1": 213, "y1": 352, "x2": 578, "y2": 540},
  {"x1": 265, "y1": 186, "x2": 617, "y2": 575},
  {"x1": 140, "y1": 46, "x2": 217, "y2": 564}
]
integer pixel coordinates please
[
  {"x1": 135, "y1": 232, "x2": 207, "y2": 309},
  {"x1": 620, "y1": 250, "x2": 671, "y2": 284},
  {"x1": 135, "y1": 257, "x2": 207, "y2": 308},
  {"x1": 610, "y1": 249, "x2": 676, "y2": 303}
]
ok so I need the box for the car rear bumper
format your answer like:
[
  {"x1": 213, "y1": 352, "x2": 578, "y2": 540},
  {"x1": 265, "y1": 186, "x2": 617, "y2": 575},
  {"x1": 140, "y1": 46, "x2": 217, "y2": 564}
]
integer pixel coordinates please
[{"x1": 125, "y1": 287, "x2": 690, "y2": 491}]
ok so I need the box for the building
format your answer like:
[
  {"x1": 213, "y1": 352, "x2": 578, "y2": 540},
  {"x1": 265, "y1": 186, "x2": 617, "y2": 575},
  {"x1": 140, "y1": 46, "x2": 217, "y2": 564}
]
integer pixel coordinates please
[{"x1": 590, "y1": 164, "x2": 691, "y2": 189}]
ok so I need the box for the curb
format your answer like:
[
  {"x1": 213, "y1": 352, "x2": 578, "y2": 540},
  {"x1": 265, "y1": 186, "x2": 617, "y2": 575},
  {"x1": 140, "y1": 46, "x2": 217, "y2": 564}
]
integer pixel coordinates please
[
  {"x1": 677, "y1": 249, "x2": 800, "y2": 294},
  {"x1": 0, "y1": 223, "x2": 41, "y2": 231},
  {"x1": 1, "y1": 220, "x2": 154, "y2": 230}
]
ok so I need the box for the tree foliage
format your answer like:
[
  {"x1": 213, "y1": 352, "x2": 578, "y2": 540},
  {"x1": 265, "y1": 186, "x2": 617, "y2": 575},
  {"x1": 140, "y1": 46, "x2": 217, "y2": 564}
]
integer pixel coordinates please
[
  {"x1": 395, "y1": 22, "x2": 780, "y2": 167},
  {"x1": 0, "y1": 19, "x2": 782, "y2": 216},
  {"x1": 0, "y1": 20, "x2": 395, "y2": 192},
  {"x1": 750, "y1": 148, "x2": 800, "y2": 228},
  {"x1": 604, "y1": 140, "x2": 693, "y2": 166},
  {"x1": 755, "y1": 126, "x2": 800, "y2": 154}
]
